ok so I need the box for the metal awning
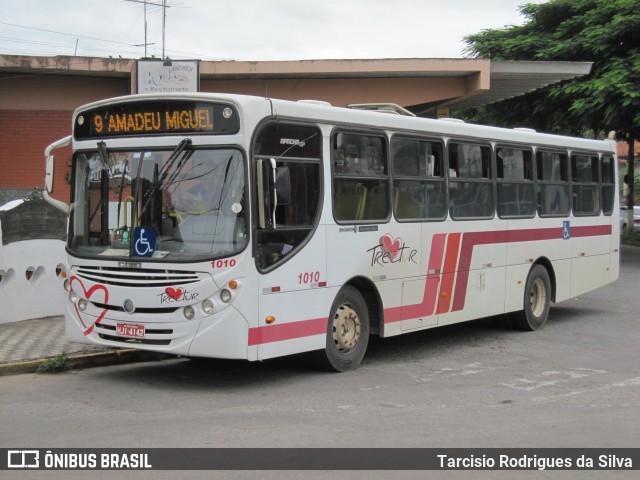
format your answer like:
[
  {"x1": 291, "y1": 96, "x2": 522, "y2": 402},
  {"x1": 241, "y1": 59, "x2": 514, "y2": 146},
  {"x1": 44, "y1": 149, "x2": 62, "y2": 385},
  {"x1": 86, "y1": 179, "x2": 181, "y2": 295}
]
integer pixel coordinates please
[{"x1": 443, "y1": 61, "x2": 593, "y2": 110}]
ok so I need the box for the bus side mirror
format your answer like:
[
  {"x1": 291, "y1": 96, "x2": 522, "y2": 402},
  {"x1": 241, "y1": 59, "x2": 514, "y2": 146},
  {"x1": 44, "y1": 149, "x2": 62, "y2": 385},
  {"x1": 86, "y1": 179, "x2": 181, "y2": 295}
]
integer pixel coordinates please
[{"x1": 45, "y1": 155, "x2": 55, "y2": 193}]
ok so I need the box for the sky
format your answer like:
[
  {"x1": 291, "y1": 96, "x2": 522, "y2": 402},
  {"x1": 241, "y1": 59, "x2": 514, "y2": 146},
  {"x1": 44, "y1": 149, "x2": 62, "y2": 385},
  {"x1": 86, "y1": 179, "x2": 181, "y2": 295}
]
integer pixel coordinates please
[{"x1": 0, "y1": 0, "x2": 545, "y2": 61}]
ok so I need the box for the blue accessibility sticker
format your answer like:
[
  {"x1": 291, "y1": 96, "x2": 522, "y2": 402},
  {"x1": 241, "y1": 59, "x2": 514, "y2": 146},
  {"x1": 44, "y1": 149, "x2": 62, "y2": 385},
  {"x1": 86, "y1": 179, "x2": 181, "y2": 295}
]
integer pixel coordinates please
[
  {"x1": 563, "y1": 220, "x2": 571, "y2": 240},
  {"x1": 132, "y1": 227, "x2": 157, "y2": 257}
]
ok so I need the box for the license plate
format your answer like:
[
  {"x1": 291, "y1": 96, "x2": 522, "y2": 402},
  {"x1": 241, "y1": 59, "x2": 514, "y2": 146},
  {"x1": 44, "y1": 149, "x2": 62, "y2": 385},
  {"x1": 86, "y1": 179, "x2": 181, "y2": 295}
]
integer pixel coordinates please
[{"x1": 116, "y1": 323, "x2": 145, "y2": 338}]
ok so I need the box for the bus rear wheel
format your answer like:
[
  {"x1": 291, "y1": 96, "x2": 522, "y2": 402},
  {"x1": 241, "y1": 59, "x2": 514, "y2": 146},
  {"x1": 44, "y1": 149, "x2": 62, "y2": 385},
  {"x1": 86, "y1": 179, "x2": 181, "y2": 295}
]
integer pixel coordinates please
[
  {"x1": 315, "y1": 286, "x2": 370, "y2": 372},
  {"x1": 510, "y1": 264, "x2": 551, "y2": 331}
]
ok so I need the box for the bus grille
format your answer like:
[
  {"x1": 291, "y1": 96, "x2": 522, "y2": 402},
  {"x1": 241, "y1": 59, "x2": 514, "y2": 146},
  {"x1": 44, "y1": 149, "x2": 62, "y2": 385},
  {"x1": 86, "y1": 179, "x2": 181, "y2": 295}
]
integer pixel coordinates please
[
  {"x1": 74, "y1": 266, "x2": 201, "y2": 288},
  {"x1": 97, "y1": 333, "x2": 172, "y2": 346},
  {"x1": 92, "y1": 302, "x2": 179, "y2": 314}
]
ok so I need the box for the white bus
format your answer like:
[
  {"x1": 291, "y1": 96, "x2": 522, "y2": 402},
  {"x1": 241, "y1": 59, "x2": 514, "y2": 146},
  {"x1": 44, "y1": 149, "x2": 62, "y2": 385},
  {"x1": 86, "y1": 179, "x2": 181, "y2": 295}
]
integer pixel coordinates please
[{"x1": 59, "y1": 93, "x2": 619, "y2": 371}]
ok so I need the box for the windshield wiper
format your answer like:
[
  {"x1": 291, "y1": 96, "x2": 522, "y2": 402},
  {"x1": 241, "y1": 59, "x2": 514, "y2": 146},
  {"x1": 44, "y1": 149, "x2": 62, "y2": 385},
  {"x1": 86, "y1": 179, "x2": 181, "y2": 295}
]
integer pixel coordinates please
[
  {"x1": 88, "y1": 142, "x2": 111, "y2": 226},
  {"x1": 97, "y1": 141, "x2": 109, "y2": 170},
  {"x1": 139, "y1": 138, "x2": 192, "y2": 221}
]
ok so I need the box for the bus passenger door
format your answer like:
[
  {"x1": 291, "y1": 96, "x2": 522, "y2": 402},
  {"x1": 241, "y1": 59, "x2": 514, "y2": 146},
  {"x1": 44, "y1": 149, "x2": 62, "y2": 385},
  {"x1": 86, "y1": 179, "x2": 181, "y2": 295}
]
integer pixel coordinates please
[{"x1": 252, "y1": 121, "x2": 325, "y2": 360}]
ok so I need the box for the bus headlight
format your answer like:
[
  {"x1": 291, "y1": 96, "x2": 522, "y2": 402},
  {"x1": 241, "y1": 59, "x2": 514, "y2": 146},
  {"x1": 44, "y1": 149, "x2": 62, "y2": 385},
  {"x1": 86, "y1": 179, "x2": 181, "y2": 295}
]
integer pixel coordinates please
[
  {"x1": 69, "y1": 289, "x2": 78, "y2": 303},
  {"x1": 202, "y1": 299, "x2": 214, "y2": 315},
  {"x1": 78, "y1": 298, "x2": 88, "y2": 311},
  {"x1": 63, "y1": 278, "x2": 71, "y2": 292},
  {"x1": 183, "y1": 305, "x2": 195, "y2": 320},
  {"x1": 220, "y1": 289, "x2": 232, "y2": 303}
]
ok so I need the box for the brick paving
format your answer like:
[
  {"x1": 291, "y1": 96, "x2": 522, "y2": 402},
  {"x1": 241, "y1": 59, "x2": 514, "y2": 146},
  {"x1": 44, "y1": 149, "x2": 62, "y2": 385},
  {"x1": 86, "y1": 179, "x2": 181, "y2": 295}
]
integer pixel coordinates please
[{"x1": 0, "y1": 316, "x2": 106, "y2": 364}]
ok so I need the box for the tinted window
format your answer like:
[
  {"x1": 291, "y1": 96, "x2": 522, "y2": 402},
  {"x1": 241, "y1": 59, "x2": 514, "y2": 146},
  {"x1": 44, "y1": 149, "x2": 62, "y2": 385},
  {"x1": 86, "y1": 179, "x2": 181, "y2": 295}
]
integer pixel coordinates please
[
  {"x1": 333, "y1": 132, "x2": 389, "y2": 222},
  {"x1": 571, "y1": 154, "x2": 600, "y2": 216},
  {"x1": 537, "y1": 151, "x2": 570, "y2": 217},
  {"x1": 392, "y1": 137, "x2": 446, "y2": 221},
  {"x1": 254, "y1": 122, "x2": 322, "y2": 270},
  {"x1": 601, "y1": 155, "x2": 615, "y2": 215},
  {"x1": 496, "y1": 146, "x2": 535, "y2": 218},
  {"x1": 448, "y1": 142, "x2": 493, "y2": 219}
]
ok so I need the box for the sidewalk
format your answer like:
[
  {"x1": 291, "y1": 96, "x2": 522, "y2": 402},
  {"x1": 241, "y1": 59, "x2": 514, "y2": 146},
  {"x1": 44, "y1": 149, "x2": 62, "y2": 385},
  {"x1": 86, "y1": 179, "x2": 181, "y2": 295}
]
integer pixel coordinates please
[{"x1": 0, "y1": 316, "x2": 168, "y2": 376}]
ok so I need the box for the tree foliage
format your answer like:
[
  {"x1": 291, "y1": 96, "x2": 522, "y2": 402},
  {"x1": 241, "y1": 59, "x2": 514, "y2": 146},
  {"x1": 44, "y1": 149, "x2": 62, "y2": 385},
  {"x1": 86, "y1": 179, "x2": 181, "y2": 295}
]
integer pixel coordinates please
[{"x1": 461, "y1": 0, "x2": 640, "y2": 142}]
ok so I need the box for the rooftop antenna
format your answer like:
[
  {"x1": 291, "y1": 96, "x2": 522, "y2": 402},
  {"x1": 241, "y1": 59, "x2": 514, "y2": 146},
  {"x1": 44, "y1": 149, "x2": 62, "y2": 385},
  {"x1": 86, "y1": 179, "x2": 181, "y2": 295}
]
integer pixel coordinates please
[{"x1": 125, "y1": 0, "x2": 169, "y2": 58}]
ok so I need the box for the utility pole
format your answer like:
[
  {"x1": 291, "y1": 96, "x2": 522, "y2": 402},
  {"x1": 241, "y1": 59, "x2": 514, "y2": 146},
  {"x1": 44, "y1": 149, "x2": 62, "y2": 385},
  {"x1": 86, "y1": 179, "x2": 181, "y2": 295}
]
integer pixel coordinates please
[
  {"x1": 144, "y1": 0, "x2": 148, "y2": 57},
  {"x1": 162, "y1": 0, "x2": 166, "y2": 59},
  {"x1": 125, "y1": 0, "x2": 169, "y2": 58}
]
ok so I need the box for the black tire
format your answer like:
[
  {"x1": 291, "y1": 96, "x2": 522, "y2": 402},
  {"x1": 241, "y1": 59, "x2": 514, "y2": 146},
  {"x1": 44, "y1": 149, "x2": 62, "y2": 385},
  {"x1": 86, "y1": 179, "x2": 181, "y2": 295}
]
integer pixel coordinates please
[
  {"x1": 314, "y1": 286, "x2": 370, "y2": 372},
  {"x1": 510, "y1": 264, "x2": 551, "y2": 331}
]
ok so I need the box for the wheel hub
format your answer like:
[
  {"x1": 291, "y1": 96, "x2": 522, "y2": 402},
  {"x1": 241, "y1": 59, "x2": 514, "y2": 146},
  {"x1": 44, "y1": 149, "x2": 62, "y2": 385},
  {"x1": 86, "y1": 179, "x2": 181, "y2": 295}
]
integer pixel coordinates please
[
  {"x1": 530, "y1": 278, "x2": 547, "y2": 317},
  {"x1": 332, "y1": 304, "x2": 361, "y2": 353}
]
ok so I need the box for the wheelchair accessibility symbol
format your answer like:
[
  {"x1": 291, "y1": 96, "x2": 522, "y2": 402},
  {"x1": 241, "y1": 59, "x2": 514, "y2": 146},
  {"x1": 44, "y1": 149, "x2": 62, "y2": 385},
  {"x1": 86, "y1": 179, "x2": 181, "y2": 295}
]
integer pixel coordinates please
[
  {"x1": 133, "y1": 227, "x2": 157, "y2": 257},
  {"x1": 563, "y1": 221, "x2": 571, "y2": 240}
]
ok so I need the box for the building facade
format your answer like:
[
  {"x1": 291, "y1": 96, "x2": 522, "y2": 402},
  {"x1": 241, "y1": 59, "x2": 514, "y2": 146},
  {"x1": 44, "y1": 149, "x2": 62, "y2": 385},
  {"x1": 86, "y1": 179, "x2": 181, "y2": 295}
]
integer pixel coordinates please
[{"x1": 0, "y1": 55, "x2": 592, "y2": 205}]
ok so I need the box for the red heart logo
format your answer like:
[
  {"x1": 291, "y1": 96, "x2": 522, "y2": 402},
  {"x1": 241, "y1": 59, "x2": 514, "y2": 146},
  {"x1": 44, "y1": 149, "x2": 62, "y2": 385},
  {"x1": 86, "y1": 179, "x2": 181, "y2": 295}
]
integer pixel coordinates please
[
  {"x1": 165, "y1": 287, "x2": 184, "y2": 301},
  {"x1": 380, "y1": 234, "x2": 401, "y2": 260},
  {"x1": 69, "y1": 276, "x2": 109, "y2": 336}
]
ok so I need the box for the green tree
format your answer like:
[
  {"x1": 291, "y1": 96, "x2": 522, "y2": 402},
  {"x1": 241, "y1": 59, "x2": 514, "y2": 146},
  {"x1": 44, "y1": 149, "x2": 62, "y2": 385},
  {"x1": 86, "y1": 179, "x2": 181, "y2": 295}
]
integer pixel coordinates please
[{"x1": 461, "y1": 0, "x2": 640, "y2": 216}]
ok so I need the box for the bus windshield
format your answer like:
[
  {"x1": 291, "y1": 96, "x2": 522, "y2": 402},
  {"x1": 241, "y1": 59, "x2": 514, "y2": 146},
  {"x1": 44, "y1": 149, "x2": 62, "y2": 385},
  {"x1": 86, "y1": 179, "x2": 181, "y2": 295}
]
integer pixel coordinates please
[{"x1": 68, "y1": 145, "x2": 247, "y2": 261}]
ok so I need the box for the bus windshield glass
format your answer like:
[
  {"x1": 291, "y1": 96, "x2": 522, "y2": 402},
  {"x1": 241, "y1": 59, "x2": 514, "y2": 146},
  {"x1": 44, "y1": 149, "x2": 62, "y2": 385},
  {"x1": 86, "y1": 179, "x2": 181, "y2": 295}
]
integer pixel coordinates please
[{"x1": 68, "y1": 145, "x2": 247, "y2": 261}]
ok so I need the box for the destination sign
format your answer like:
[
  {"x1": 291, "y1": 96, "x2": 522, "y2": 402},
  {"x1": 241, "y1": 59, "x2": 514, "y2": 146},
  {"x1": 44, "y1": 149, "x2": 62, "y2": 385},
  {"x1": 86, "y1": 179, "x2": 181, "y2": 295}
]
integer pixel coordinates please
[{"x1": 74, "y1": 100, "x2": 239, "y2": 139}]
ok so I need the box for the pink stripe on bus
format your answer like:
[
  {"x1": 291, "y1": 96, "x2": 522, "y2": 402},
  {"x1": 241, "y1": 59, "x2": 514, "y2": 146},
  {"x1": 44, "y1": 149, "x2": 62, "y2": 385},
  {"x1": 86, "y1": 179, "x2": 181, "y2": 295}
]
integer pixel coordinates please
[
  {"x1": 386, "y1": 233, "x2": 447, "y2": 322},
  {"x1": 436, "y1": 233, "x2": 461, "y2": 314},
  {"x1": 248, "y1": 317, "x2": 327, "y2": 346},
  {"x1": 249, "y1": 225, "x2": 612, "y2": 345}
]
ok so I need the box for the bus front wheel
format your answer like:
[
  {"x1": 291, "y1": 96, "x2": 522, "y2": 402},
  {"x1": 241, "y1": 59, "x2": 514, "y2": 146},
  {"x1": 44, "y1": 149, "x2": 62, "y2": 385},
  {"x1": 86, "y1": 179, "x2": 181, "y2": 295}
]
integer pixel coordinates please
[
  {"x1": 510, "y1": 264, "x2": 551, "y2": 331},
  {"x1": 315, "y1": 286, "x2": 370, "y2": 372}
]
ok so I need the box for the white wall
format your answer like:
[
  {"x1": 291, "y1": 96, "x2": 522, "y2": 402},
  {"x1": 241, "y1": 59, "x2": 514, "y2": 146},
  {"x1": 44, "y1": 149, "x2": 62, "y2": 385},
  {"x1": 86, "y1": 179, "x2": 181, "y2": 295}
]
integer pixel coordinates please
[{"x1": 0, "y1": 239, "x2": 66, "y2": 324}]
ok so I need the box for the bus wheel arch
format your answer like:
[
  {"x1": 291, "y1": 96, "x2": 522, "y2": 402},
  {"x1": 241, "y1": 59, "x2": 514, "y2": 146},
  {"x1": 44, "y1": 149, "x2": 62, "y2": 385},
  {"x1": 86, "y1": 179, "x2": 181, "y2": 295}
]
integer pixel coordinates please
[
  {"x1": 510, "y1": 262, "x2": 552, "y2": 331},
  {"x1": 533, "y1": 257, "x2": 556, "y2": 303},
  {"x1": 314, "y1": 278, "x2": 380, "y2": 372},
  {"x1": 345, "y1": 276, "x2": 383, "y2": 337}
]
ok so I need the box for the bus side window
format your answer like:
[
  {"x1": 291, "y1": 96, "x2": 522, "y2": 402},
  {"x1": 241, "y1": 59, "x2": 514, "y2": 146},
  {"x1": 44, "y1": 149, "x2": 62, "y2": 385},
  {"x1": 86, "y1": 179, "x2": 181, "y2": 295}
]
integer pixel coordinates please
[
  {"x1": 537, "y1": 150, "x2": 570, "y2": 217},
  {"x1": 448, "y1": 142, "x2": 493, "y2": 219},
  {"x1": 601, "y1": 155, "x2": 615, "y2": 215},
  {"x1": 332, "y1": 131, "x2": 389, "y2": 223},
  {"x1": 571, "y1": 153, "x2": 600, "y2": 216},
  {"x1": 392, "y1": 137, "x2": 446, "y2": 221},
  {"x1": 496, "y1": 146, "x2": 535, "y2": 218},
  {"x1": 253, "y1": 122, "x2": 322, "y2": 270}
]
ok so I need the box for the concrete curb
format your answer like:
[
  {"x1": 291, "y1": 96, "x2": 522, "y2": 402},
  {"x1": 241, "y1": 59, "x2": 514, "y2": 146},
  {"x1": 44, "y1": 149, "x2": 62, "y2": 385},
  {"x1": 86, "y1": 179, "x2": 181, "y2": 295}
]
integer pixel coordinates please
[{"x1": 0, "y1": 349, "x2": 171, "y2": 376}]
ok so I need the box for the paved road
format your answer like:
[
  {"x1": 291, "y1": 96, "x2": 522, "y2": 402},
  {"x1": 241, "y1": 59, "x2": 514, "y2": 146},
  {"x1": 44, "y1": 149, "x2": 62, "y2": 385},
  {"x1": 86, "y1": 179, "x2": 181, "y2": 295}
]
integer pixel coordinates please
[{"x1": 2, "y1": 246, "x2": 639, "y2": 480}]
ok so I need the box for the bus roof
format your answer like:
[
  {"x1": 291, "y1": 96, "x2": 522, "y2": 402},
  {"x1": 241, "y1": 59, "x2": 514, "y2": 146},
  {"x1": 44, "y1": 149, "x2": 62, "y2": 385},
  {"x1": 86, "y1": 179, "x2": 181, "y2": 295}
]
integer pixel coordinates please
[
  {"x1": 269, "y1": 96, "x2": 615, "y2": 153},
  {"x1": 73, "y1": 92, "x2": 615, "y2": 154}
]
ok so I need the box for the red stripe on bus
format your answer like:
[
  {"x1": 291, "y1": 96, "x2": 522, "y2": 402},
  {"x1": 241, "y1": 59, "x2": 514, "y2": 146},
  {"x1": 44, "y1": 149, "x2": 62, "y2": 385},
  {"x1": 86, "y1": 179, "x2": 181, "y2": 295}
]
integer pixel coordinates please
[
  {"x1": 450, "y1": 225, "x2": 612, "y2": 312},
  {"x1": 436, "y1": 233, "x2": 461, "y2": 314},
  {"x1": 424, "y1": 233, "x2": 447, "y2": 317},
  {"x1": 384, "y1": 224, "x2": 612, "y2": 325},
  {"x1": 385, "y1": 233, "x2": 447, "y2": 322},
  {"x1": 249, "y1": 225, "x2": 612, "y2": 345},
  {"x1": 571, "y1": 224, "x2": 612, "y2": 237},
  {"x1": 452, "y1": 228, "x2": 562, "y2": 312},
  {"x1": 248, "y1": 317, "x2": 327, "y2": 346}
]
